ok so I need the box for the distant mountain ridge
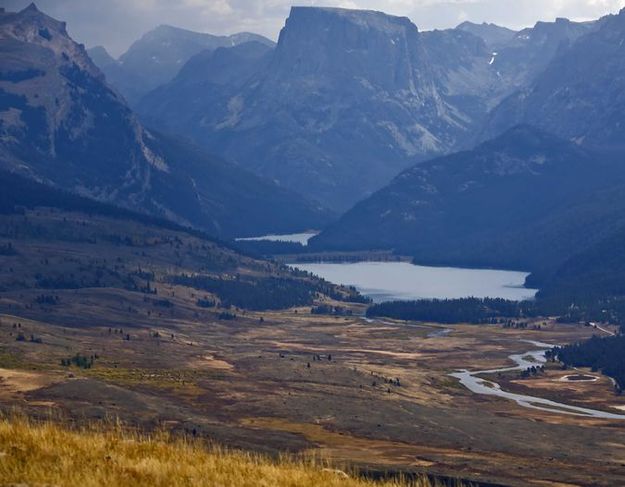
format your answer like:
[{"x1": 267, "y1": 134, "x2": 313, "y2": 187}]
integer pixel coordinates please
[
  {"x1": 484, "y1": 8, "x2": 625, "y2": 150},
  {"x1": 0, "y1": 4, "x2": 330, "y2": 238},
  {"x1": 138, "y1": 6, "x2": 505, "y2": 210},
  {"x1": 89, "y1": 24, "x2": 274, "y2": 104},
  {"x1": 311, "y1": 126, "x2": 625, "y2": 276},
  {"x1": 137, "y1": 6, "x2": 600, "y2": 211},
  {"x1": 456, "y1": 21, "x2": 518, "y2": 49}
]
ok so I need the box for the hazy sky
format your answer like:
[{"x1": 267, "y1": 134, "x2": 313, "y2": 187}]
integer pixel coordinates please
[{"x1": 3, "y1": 0, "x2": 625, "y2": 56}]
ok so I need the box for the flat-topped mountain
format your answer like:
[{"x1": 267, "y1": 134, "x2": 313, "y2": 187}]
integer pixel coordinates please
[
  {"x1": 138, "y1": 6, "x2": 503, "y2": 210},
  {"x1": 0, "y1": 4, "x2": 330, "y2": 238}
]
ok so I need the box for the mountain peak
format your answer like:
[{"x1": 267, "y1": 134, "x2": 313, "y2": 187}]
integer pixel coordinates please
[
  {"x1": 457, "y1": 21, "x2": 498, "y2": 28},
  {"x1": 22, "y1": 2, "x2": 40, "y2": 13},
  {"x1": 279, "y1": 6, "x2": 420, "y2": 54},
  {"x1": 87, "y1": 45, "x2": 117, "y2": 67},
  {"x1": 272, "y1": 5, "x2": 426, "y2": 99},
  {"x1": 286, "y1": 6, "x2": 417, "y2": 33},
  {"x1": 1, "y1": 2, "x2": 68, "y2": 39},
  {"x1": 0, "y1": 4, "x2": 101, "y2": 79},
  {"x1": 455, "y1": 20, "x2": 517, "y2": 48}
]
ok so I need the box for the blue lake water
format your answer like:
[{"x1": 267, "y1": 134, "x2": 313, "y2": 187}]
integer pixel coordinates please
[{"x1": 289, "y1": 261, "x2": 537, "y2": 303}]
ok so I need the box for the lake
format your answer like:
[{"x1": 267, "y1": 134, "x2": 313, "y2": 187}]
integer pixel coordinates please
[{"x1": 289, "y1": 261, "x2": 537, "y2": 302}]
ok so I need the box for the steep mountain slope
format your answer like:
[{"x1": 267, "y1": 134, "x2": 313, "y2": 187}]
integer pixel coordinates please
[
  {"x1": 538, "y1": 222, "x2": 625, "y2": 301},
  {"x1": 91, "y1": 25, "x2": 274, "y2": 104},
  {"x1": 139, "y1": 6, "x2": 507, "y2": 211},
  {"x1": 86, "y1": 45, "x2": 116, "y2": 68},
  {"x1": 420, "y1": 28, "x2": 502, "y2": 112},
  {"x1": 456, "y1": 21, "x2": 517, "y2": 49},
  {"x1": 312, "y1": 126, "x2": 625, "y2": 273},
  {"x1": 0, "y1": 168, "x2": 363, "y2": 313},
  {"x1": 137, "y1": 41, "x2": 274, "y2": 135},
  {"x1": 485, "y1": 9, "x2": 625, "y2": 150},
  {"x1": 0, "y1": 4, "x2": 330, "y2": 238},
  {"x1": 485, "y1": 17, "x2": 595, "y2": 93}
]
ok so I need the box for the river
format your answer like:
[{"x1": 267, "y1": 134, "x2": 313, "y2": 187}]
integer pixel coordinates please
[{"x1": 450, "y1": 340, "x2": 625, "y2": 419}]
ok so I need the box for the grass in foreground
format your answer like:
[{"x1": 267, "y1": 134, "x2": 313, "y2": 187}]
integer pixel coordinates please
[{"x1": 0, "y1": 417, "x2": 438, "y2": 487}]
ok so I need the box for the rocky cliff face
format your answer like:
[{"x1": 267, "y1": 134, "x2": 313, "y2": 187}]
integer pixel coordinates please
[
  {"x1": 0, "y1": 3, "x2": 164, "y2": 196},
  {"x1": 456, "y1": 21, "x2": 518, "y2": 50},
  {"x1": 488, "y1": 17, "x2": 595, "y2": 92},
  {"x1": 137, "y1": 41, "x2": 273, "y2": 135},
  {"x1": 485, "y1": 9, "x2": 625, "y2": 150},
  {"x1": 139, "y1": 7, "x2": 498, "y2": 210},
  {"x1": 136, "y1": 7, "x2": 606, "y2": 212},
  {"x1": 0, "y1": 4, "x2": 331, "y2": 237}
]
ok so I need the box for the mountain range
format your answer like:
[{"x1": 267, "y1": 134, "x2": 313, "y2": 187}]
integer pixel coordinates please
[
  {"x1": 134, "y1": 7, "x2": 595, "y2": 210},
  {"x1": 304, "y1": 6, "x2": 625, "y2": 297},
  {"x1": 88, "y1": 25, "x2": 274, "y2": 105},
  {"x1": 311, "y1": 126, "x2": 625, "y2": 276},
  {"x1": 4, "y1": 2, "x2": 625, "y2": 306},
  {"x1": 0, "y1": 4, "x2": 329, "y2": 238},
  {"x1": 485, "y1": 9, "x2": 625, "y2": 151}
]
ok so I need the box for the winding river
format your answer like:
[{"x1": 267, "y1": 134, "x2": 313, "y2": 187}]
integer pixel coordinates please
[{"x1": 450, "y1": 340, "x2": 625, "y2": 419}]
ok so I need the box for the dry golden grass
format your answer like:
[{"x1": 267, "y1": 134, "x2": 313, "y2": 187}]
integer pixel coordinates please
[{"x1": 0, "y1": 417, "x2": 439, "y2": 487}]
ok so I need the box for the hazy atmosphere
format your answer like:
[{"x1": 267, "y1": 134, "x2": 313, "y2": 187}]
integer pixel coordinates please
[
  {"x1": 4, "y1": 0, "x2": 625, "y2": 485},
  {"x1": 2, "y1": 0, "x2": 624, "y2": 55}
]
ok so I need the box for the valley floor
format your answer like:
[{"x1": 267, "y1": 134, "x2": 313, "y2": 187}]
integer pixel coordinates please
[
  {"x1": 0, "y1": 298, "x2": 623, "y2": 486},
  {"x1": 0, "y1": 209, "x2": 623, "y2": 487}
]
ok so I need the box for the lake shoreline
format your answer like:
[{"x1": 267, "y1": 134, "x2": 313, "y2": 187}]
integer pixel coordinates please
[{"x1": 289, "y1": 261, "x2": 538, "y2": 303}]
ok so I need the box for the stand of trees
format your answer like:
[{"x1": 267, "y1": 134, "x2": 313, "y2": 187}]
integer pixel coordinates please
[
  {"x1": 170, "y1": 271, "x2": 368, "y2": 311},
  {"x1": 169, "y1": 274, "x2": 318, "y2": 311},
  {"x1": 0, "y1": 242, "x2": 17, "y2": 255},
  {"x1": 311, "y1": 305, "x2": 353, "y2": 316},
  {"x1": 60, "y1": 353, "x2": 99, "y2": 369},
  {"x1": 232, "y1": 240, "x2": 306, "y2": 257},
  {"x1": 196, "y1": 298, "x2": 216, "y2": 308},
  {"x1": 553, "y1": 335, "x2": 625, "y2": 392},
  {"x1": 366, "y1": 298, "x2": 538, "y2": 324},
  {"x1": 366, "y1": 295, "x2": 625, "y2": 332}
]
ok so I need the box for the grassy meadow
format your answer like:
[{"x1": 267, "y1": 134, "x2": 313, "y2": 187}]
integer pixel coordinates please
[{"x1": 0, "y1": 416, "x2": 440, "y2": 487}]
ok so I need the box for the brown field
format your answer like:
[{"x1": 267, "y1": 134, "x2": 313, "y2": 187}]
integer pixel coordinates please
[
  {"x1": 0, "y1": 416, "x2": 439, "y2": 487},
  {"x1": 1, "y1": 209, "x2": 625, "y2": 486}
]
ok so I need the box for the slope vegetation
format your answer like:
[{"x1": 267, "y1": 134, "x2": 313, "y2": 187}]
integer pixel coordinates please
[
  {"x1": 0, "y1": 417, "x2": 435, "y2": 487},
  {"x1": 0, "y1": 5, "x2": 329, "y2": 238},
  {"x1": 313, "y1": 126, "x2": 625, "y2": 275}
]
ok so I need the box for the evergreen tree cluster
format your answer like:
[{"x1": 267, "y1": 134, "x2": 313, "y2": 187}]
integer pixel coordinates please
[
  {"x1": 311, "y1": 305, "x2": 352, "y2": 316},
  {"x1": 554, "y1": 335, "x2": 625, "y2": 392},
  {"x1": 366, "y1": 298, "x2": 536, "y2": 324},
  {"x1": 60, "y1": 353, "x2": 99, "y2": 369},
  {"x1": 170, "y1": 274, "x2": 319, "y2": 310},
  {"x1": 0, "y1": 242, "x2": 17, "y2": 255},
  {"x1": 35, "y1": 294, "x2": 60, "y2": 305},
  {"x1": 196, "y1": 298, "x2": 216, "y2": 308}
]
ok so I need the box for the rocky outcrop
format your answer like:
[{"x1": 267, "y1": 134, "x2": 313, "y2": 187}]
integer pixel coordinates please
[
  {"x1": 485, "y1": 9, "x2": 625, "y2": 150},
  {"x1": 139, "y1": 7, "x2": 500, "y2": 210},
  {"x1": 0, "y1": 4, "x2": 331, "y2": 237}
]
